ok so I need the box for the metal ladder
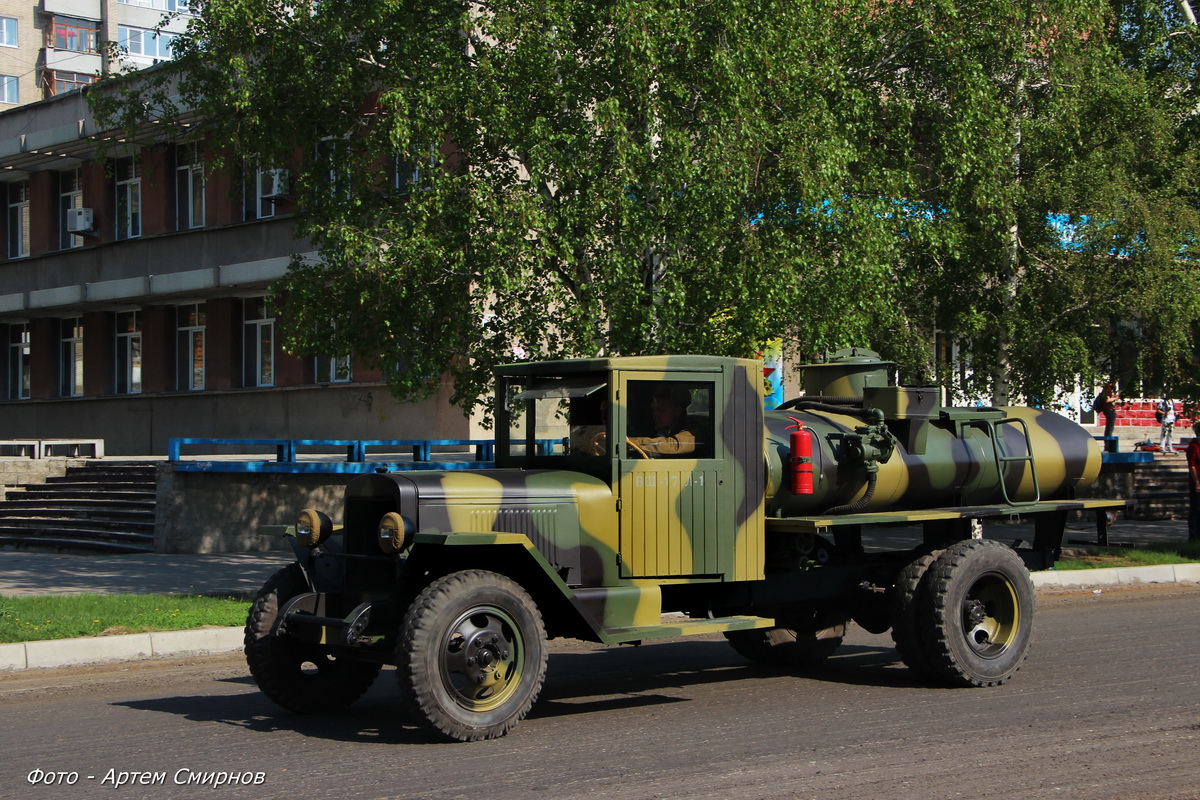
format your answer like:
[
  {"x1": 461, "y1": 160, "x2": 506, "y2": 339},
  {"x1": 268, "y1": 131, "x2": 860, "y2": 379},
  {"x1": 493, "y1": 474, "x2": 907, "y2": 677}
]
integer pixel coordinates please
[{"x1": 972, "y1": 417, "x2": 1041, "y2": 507}]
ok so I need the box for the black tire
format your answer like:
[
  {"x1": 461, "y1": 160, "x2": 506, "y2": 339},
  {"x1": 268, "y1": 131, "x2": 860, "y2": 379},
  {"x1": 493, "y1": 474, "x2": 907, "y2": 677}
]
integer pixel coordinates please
[
  {"x1": 397, "y1": 570, "x2": 547, "y2": 742},
  {"x1": 917, "y1": 539, "x2": 1035, "y2": 687},
  {"x1": 245, "y1": 564, "x2": 381, "y2": 713},
  {"x1": 889, "y1": 550, "x2": 943, "y2": 679},
  {"x1": 725, "y1": 607, "x2": 847, "y2": 668}
]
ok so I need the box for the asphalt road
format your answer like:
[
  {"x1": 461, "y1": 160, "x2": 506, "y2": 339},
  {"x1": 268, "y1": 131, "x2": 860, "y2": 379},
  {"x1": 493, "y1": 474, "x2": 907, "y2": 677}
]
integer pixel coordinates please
[{"x1": 3, "y1": 584, "x2": 1199, "y2": 800}]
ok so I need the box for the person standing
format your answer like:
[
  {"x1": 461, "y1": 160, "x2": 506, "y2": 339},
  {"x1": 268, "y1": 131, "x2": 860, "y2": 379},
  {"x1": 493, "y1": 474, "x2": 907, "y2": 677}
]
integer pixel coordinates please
[
  {"x1": 1093, "y1": 383, "x2": 1118, "y2": 452},
  {"x1": 1158, "y1": 397, "x2": 1177, "y2": 454},
  {"x1": 1187, "y1": 423, "x2": 1200, "y2": 542}
]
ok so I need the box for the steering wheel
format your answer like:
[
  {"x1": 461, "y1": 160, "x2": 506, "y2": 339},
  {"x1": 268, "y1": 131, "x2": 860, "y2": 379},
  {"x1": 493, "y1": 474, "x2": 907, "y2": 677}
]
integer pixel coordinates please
[{"x1": 625, "y1": 437, "x2": 652, "y2": 459}]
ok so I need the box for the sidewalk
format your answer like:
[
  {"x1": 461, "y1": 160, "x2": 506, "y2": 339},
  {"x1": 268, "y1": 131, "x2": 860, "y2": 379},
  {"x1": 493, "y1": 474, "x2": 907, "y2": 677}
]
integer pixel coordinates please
[{"x1": 1, "y1": 517, "x2": 1197, "y2": 672}]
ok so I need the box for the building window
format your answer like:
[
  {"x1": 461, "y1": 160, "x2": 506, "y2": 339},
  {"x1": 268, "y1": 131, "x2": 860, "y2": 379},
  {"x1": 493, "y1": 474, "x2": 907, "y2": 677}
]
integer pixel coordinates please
[
  {"x1": 7, "y1": 324, "x2": 29, "y2": 399},
  {"x1": 60, "y1": 318, "x2": 84, "y2": 397},
  {"x1": 59, "y1": 168, "x2": 83, "y2": 250},
  {"x1": 7, "y1": 180, "x2": 29, "y2": 259},
  {"x1": 315, "y1": 354, "x2": 351, "y2": 383},
  {"x1": 47, "y1": 17, "x2": 99, "y2": 54},
  {"x1": 176, "y1": 303, "x2": 205, "y2": 391},
  {"x1": 118, "y1": 0, "x2": 193, "y2": 13},
  {"x1": 118, "y1": 25, "x2": 178, "y2": 61},
  {"x1": 245, "y1": 167, "x2": 284, "y2": 220},
  {"x1": 0, "y1": 75, "x2": 16, "y2": 105},
  {"x1": 115, "y1": 311, "x2": 141, "y2": 394},
  {"x1": 45, "y1": 71, "x2": 96, "y2": 97},
  {"x1": 115, "y1": 157, "x2": 141, "y2": 240},
  {"x1": 176, "y1": 143, "x2": 205, "y2": 229},
  {"x1": 0, "y1": 17, "x2": 17, "y2": 48},
  {"x1": 243, "y1": 297, "x2": 274, "y2": 387},
  {"x1": 315, "y1": 138, "x2": 347, "y2": 201}
]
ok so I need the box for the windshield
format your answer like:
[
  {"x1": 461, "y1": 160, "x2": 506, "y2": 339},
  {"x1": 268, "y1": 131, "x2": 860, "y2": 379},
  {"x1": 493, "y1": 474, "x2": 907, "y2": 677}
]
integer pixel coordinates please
[{"x1": 503, "y1": 374, "x2": 610, "y2": 459}]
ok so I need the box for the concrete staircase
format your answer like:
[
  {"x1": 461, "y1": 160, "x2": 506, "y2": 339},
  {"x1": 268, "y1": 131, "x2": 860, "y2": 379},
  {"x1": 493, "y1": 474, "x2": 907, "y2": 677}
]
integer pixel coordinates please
[
  {"x1": 0, "y1": 462, "x2": 157, "y2": 554},
  {"x1": 1128, "y1": 456, "x2": 1190, "y2": 521}
]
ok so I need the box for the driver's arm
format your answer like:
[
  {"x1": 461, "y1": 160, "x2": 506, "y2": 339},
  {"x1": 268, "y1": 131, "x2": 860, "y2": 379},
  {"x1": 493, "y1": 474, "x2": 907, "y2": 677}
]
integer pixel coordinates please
[{"x1": 628, "y1": 429, "x2": 697, "y2": 457}]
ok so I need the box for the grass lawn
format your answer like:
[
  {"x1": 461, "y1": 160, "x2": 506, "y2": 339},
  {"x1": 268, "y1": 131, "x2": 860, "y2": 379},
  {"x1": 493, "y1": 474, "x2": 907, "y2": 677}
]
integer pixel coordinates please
[
  {"x1": 0, "y1": 593, "x2": 249, "y2": 644},
  {"x1": 1055, "y1": 541, "x2": 1200, "y2": 571}
]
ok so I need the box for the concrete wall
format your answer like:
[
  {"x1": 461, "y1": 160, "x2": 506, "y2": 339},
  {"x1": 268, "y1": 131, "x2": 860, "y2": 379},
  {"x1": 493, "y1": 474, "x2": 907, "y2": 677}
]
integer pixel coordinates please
[
  {"x1": 0, "y1": 458, "x2": 85, "y2": 499},
  {"x1": 155, "y1": 465, "x2": 359, "y2": 554},
  {"x1": 0, "y1": 380, "x2": 473, "y2": 455}
]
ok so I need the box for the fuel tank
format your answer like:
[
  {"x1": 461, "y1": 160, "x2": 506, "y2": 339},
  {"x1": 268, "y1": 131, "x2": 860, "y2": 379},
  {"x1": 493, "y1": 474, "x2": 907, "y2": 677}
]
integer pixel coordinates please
[{"x1": 764, "y1": 351, "x2": 1103, "y2": 516}]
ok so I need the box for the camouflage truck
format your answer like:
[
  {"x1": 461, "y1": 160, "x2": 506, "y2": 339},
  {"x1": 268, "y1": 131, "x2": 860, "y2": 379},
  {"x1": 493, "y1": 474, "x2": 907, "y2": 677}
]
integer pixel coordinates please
[{"x1": 245, "y1": 349, "x2": 1123, "y2": 741}]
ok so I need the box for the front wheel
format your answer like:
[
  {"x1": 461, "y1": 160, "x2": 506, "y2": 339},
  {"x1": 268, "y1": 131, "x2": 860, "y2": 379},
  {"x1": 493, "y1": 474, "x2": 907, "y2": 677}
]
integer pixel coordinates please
[
  {"x1": 244, "y1": 565, "x2": 381, "y2": 713},
  {"x1": 397, "y1": 570, "x2": 547, "y2": 742},
  {"x1": 917, "y1": 539, "x2": 1035, "y2": 687}
]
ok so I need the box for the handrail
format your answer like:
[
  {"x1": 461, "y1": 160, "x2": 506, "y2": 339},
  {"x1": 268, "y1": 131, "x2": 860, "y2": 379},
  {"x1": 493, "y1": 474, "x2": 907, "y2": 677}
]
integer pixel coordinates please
[
  {"x1": 165, "y1": 437, "x2": 555, "y2": 473},
  {"x1": 970, "y1": 418, "x2": 1041, "y2": 507}
]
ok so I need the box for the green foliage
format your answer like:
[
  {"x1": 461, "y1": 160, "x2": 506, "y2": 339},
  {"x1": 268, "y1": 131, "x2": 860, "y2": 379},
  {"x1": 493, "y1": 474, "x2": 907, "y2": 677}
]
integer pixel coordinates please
[
  {"x1": 1056, "y1": 540, "x2": 1200, "y2": 570},
  {"x1": 89, "y1": 0, "x2": 1200, "y2": 414},
  {"x1": 0, "y1": 594, "x2": 247, "y2": 643}
]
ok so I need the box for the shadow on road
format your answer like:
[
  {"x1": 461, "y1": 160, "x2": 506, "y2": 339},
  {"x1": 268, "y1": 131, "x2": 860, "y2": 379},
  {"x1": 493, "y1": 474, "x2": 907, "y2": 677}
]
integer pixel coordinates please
[{"x1": 113, "y1": 637, "x2": 941, "y2": 744}]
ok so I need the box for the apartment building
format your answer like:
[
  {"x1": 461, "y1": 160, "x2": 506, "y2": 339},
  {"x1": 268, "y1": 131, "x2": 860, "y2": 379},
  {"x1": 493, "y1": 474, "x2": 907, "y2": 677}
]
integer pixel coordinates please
[
  {"x1": 0, "y1": 0, "x2": 194, "y2": 110},
  {"x1": 0, "y1": 83, "x2": 467, "y2": 455}
]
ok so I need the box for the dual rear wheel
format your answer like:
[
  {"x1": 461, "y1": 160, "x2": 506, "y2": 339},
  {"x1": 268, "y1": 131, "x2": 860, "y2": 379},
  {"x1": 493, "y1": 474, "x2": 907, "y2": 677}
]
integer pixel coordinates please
[{"x1": 891, "y1": 539, "x2": 1035, "y2": 686}]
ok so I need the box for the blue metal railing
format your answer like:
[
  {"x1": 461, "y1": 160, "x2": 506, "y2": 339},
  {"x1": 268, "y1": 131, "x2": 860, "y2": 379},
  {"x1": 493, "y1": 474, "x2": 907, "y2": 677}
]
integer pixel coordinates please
[{"x1": 167, "y1": 438, "x2": 556, "y2": 473}]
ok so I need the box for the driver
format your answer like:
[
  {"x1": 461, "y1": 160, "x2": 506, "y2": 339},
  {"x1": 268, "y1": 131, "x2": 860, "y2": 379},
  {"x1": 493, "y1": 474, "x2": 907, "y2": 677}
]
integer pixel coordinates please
[{"x1": 628, "y1": 386, "x2": 698, "y2": 457}]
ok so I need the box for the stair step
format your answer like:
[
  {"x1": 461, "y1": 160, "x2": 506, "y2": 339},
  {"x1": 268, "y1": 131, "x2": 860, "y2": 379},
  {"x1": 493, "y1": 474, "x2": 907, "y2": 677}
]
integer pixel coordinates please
[
  {"x1": 0, "y1": 461, "x2": 160, "y2": 553},
  {"x1": 0, "y1": 533, "x2": 153, "y2": 555},
  {"x1": 0, "y1": 516, "x2": 154, "y2": 531},
  {"x1": 11, "y1": 489, "x2": 156, "y2": 502},
  {"x1": 0, "y1": 507, "x2": 153, "y2": 522},
  {"x1": 42, "y1": 478, "x2": 156, "y2": 489},
  {"x1": 0, "y1": 523, "x2": 154, "y2": 541}
]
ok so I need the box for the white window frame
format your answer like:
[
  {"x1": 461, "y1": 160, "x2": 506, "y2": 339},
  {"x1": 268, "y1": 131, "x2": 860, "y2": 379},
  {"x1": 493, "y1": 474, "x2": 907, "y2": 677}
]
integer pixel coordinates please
[
  {"x1": 118, "y1": 0, "x2": 194, "y2": 14},
  {"x1": 7, "y1": 180, "x2": 29, "y2": 258},
  {"x1": 118, "y1": 25, "x2": 178, "y2": 61},
  {"x1": 176, "y1": 143, "x2": 205, "y2": 229},
  {"x1": 8, "y1": 323, "x2": 29, "y2": 399},
  {"x1": 252, "y1": 168, "x2": 285, "y2": 219},
  {"x1": 115, "y1": 310, "x2": 142, "y2": 395},
  {"x1": 115, "y1": 157, "x2": 141, "y2": 240},
  {"x1": 0, "y1": 17, "x2": 17, "y2": 48},
  {"x1": 315, "y1": 354, "x2": 351, "y2": 384},
  {"x1": 59, "y1": 168, "x2": 83, "y2": 250},
  {"x1": 0, "y1": 75, "x2": 16, "y2": 104},
  {"x1": 243, "y1": 298, "x2": 274, "y2": 388},
  {"x1": 176, "y1": 303, "x2": 205, "y2": 391},
  {"x1": 60, "y1": 317, "x2": 84, "y2": 397}
]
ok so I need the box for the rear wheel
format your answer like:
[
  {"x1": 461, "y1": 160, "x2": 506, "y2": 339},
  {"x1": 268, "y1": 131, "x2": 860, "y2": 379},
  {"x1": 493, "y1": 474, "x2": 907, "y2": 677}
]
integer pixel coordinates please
[
  {"x1": 889, "y1": 550, "x2": 942, "y2": 679},
  {"x1": 244, "y1": 565, "x2": 381, "y2": 713},
  {"x1": 917, "y1": 539, "x2": 1035, "y2": 687},
  {"x1": 397, "y1": 570, "x2": 547, "y2": 741},
  {"x1": 725, "y1": 607, "x2": 848, "y2": 667}
]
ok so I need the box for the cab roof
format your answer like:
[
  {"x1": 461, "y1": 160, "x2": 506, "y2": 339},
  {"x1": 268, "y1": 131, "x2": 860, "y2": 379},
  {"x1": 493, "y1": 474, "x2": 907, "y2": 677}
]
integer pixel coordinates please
[{"x1": 495, "y1": 354, "x2": 760, "y2": 377}]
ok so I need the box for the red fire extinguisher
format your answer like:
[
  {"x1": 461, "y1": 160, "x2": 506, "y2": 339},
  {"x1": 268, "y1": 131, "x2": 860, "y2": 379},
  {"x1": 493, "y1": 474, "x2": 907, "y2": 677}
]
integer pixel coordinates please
[{"x1": 787, "y1": 417, "x2": 814, "y2": 495}]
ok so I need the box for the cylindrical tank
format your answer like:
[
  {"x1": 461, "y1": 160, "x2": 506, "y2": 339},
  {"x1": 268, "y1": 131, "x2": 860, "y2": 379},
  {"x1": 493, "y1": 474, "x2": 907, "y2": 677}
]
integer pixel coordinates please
[{"x1": 763, "y1": 405, "x2": 1103, "y2": 517}]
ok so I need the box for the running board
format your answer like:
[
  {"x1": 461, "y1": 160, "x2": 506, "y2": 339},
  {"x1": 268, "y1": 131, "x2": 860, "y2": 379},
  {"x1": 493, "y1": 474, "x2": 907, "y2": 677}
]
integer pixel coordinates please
[{"x1": 602, "y1": 614, "x2": 775, "y2": 644}]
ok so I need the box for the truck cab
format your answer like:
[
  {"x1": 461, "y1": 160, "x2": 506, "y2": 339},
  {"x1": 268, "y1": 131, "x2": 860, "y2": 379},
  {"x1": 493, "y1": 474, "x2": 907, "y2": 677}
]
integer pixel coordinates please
[{"x1": 494, "y1": 355, "x2": 765, "y2": 584}]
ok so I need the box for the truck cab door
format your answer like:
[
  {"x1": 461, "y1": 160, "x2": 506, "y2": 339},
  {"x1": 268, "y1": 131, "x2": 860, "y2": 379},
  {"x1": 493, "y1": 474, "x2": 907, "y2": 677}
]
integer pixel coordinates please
[{"x1": 615, "y1": 369, "x2": 726, "y2": 579}]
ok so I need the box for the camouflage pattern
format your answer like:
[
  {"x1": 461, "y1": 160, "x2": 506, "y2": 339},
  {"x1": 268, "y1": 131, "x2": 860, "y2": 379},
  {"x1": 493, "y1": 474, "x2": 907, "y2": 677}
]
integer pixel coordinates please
[{"x1": 269, "y1": 351, "x2": 1118, "y2": 651}]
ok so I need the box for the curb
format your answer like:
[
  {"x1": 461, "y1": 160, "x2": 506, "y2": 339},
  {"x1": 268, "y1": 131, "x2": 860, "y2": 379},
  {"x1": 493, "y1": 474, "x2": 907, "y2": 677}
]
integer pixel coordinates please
[
  {"x1": 0, "y1": 626, "x2": 244, "y2": 672},
  {"x1": 2, "y1": 565, "x2": 1198, "y2": 673},
  {"x1": 1032, "y1": 562, "x2": 1200, "y2": 589}
]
